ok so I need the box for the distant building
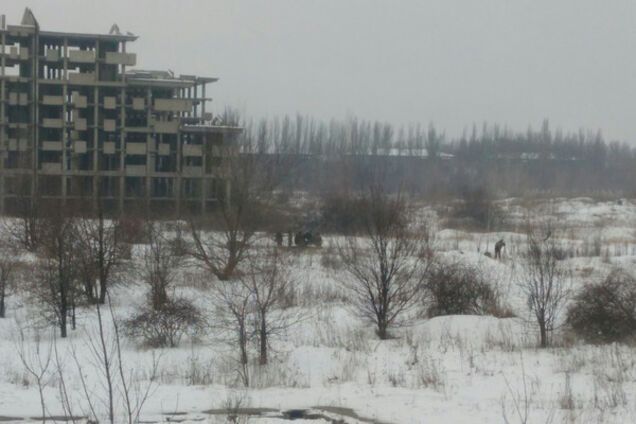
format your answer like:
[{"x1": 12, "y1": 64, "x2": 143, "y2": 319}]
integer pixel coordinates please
[{"x1": 0, "y1": 8, "x2": 241, "y2": 216}]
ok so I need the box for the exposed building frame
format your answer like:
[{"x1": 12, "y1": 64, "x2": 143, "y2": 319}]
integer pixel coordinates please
[{"x1": 0, "y1": 8, "x2": 241, "y2": 216}]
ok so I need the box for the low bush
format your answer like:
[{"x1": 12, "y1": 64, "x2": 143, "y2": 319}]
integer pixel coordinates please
[
  {"x1": 426, "y1": 261, "x2": 500, "y2": 317},
  {"x1": 567, "y1": 269, "x2": 636, "y2": 344},
  {"x1": 320, "y1": 193, "x2": 370, "y2": 234},
  {"x1": 451, "y1": 187, "x2": 505, "y2": 230},
  {"x1": 117, "y1": 215, "x2": 148, "y2": 244},
  {"x1": 125, "y1": 298, "x2": 203, "y2": 347}
]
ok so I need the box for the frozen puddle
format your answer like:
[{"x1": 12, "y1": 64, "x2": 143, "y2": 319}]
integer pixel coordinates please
[
  {"x1": 0, "y1": 407, "x2": 391, "y2": 424},
  {"x1": 201, "y1": 406, "x2": 391, "y2": 423}
]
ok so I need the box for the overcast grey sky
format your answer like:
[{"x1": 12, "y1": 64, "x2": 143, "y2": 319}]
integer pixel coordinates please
[{"x1": 4, "y1": 1, "x2": 636, "y2": 143}]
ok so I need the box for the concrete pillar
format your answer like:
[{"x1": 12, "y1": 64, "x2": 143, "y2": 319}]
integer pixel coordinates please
[
  {"x1": 61, "y1": 37, "x2": 68, "y2": 205},
  {"x1": 200, "y1": 178, "x2": 206, "y2": 214},
  {"x1": 118, "y1": 41, "x2": 127, "y2": 215},
  {"x1": 201, "y1": 84, "x2": 206, "y2": 121},
  {"x1": 0, "y1": 31, "x2": 6, "y2": 214},
  {"x1": 92, "y1": 39, "x2": 100, "y2": 210},
  {"x1": 145, "y1": 86, "x2": 152, "y2": 212},
  {"x1": 193, "y1": 83, "x2": 198, "y2": 118},
  {"x1": 119, "y1": 84, "x2": 126, "y2": 214},
  {"x1": 31, "y1": 28, "x2": 40, "y2": 208}
]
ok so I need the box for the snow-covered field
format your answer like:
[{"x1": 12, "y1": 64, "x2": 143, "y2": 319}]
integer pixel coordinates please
[{"x1": 1, "y1": 197, "x2": 636, "y2": 423}]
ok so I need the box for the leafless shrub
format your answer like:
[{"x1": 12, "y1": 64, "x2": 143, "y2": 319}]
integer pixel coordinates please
[
  {"x1": 241, "y1": 248, "x2": 300, "y2": 365},
  {"x1": 337, "y1": 185, "x2": 432, "y2": 339},
  {"x1": 30, "y1": 212, "x2": 80, "y2": 338},
  {"x1": 559, "y1": 372, "x2": 577, "y2": 410},
  {"x1": 500, "y1": 355, "x2": 554, "y2": 424},
  {"x1": 416, "y1": 354, "x2": 446, "y2": 392},
  {"x1": 125, "y1": 298, "x2": 203, "y2": 348},
  {"x1": 518, "y1": 221, "x2": 571, "y2": 348},
  {"x1": 319, "y1": 192, "x2": 370, "y2": 235},
  {"x1": 593, "y1": 366, "x2": 628, "y2": 410},
  {"x1": 452, "y1": 187, "x2": 505, "y2": 230},
  {"x1": 183, "y1": 350, "x2": 215, "y2": 386},
  {"x1": 3, "y1": 199, "x2": 43, "y2": 252},
  {"x1": 116, "y1": 214, "x2": 148, "y2": 245},
  {"x1": 294, "y1": 282, "x2": 348, "y2": 306},
  {"x1": 211, "y1": 279, "x2": 252, "y2": 386},
  {"x1": 15, "y1": 329, "x2": 54, "y2": 422},
  {"x1": 73, "y1": 298, "x2": 160, "y2": 424},
  {"x1": 567, "y1": 268, "x2": 636, "y2": 344},
  {"x1": 141, "y1": 222, "x2": 183, "y2": 310},
  {"x1": 0, "y1": 241, "x2": 19, "y2": 318},
  {"x1": 319, "y1": 245, "x2": 342, "y2": 270},
  {"x1": 223, "y1": 390, "x2": 250, "y2": 424},
  {"x1": 74, "y1": 212, "x2": 129, "y2": 304},
  {"x1": 425, "y1": 260, "x2": 500, "y2": 317},
  {"x1": 188, "y1": 130, "x2": 286, "y2": 281}
]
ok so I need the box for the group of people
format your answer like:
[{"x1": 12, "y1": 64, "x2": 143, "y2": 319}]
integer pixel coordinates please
[{"x1": 274, "y1": 230, "x2": 322, "y2": 248}]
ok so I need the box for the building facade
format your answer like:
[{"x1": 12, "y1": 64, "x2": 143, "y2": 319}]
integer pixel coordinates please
[{"x1": 0, "y1": 8, "x2": 240, "y2": 216}]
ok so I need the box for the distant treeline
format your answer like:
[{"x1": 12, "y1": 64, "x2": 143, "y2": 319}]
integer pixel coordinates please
[{"x1": 234, "y1": 114, "x2": 636, "y2": 197}]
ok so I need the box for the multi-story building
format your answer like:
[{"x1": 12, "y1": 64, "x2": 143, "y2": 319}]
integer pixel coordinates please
[{"x1": 0, "y1": 8, "x2": 240, "y2": 216}]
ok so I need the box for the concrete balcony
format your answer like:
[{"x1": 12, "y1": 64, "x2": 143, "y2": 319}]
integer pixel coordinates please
[
  {"x1": 69, "y1": 72, "x2": 95, "y2": 85},
  {"x1": 126, "y1": 165, "x2": 146, "y2": 176},
  {"x1": 8, "y1": 46, "x2": 29, "y2": 60},
  {"x1": 41, "y1": 141, "x2": 63, "y2": 151},
  {"x1": 103, "y1": 96, "x2": 117, "y2": 109},
  {"x1": 68, "y1": 50, "x2": 96, "y2": 63},
  {"x1": 7, "y1": 92, "x2": 28, "y2": 106},
  {"x1": 158, "y1": 143, "x2": 170, "y2": 156},
  {"x1": 42, "y1": 118, "x2": 64, "y2": 129},
  {"x1": 126, "y1": 142, "x2": 147, "y2": 155},
  {"x1": 7, "y1": 92, "x2": 18, "y2": 105},
  {"x1": 8, "y1": 139, "x2": 29, "y2": 151},
  {"x1": 105, "y1": 52, "x2": 136, "y2": 66},
  {"x1": 73, "y1": 141, "x2": 87, "y2": 154},
  {"x1": 75, "y1": 118, "x2": 87, "y2": 131},
  {"x1": 45, "y1": 49, "x2": 61, "y2": 61},
  {"x1": 40, "y1": 162, "x2": 62, "y2": 173},
  {"x1": 71, "y1": 92, "x2": 88, "y2": 108},
  {"x1": 182, "y1": 165, "x2": 203, "y2": 176},
  {"x1": 103, "y1": 141, "x2": 116, "y2": 154},
  {"x1": 103, "y1": 119, "x2": 117, "y2": 132},
  {"x1": 42, "y1": 95, "x2": 64, "y2": 106},
  {"x1": 183, "y1": 144, "x2": 203, "y2": 157},
  {"x1": 154, "y1": 98, "x2": 193, "y2": 112},
  {"x1": 132, "y1": 97, "x2": 145, "y2": 110},
  {"x1": 154, "y1": 120, "x2": 179, "y2": 134}
]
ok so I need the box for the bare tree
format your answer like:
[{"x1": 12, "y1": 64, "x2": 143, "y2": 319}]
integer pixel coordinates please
[
  {"x1": 141, "y1": 222, "x2": 182, "y2": 310},
  {"x1": 82, "y1": 297, "x2": 159, "y2": 423},
  {"x1": 241, "y1": 248, "x2": 297, "y2": 365},
  {"x1": 519, "y1": 222, "x2": 571, "y2": 348},
  {"x1": 74, "y1": 211, "x2": 128, "y2": 304},
  {"x1": 211, "y1": 279, "x2": 253, "y2": 386},
  {"x1": 209, "y1": 247, "x2": 298, "y2": 386},
  {"x1": 0, "y1": 241, "x2": 18, "y2": 318},
  {"x1": 188, "y1": 152, "x2": 263, "y2": 281},
  {"x1": 189, "y1": 119, "x2": 289, "y2": 281},
  {"x1": 337, "y1": 186, "x2": 431, "y2": 339},
  {"x1": 4, "y1": 196, "x2": 42, "y2": 252},
  {"x1": 32, "y1": 212, "x2": 79, "y2": 338},
  {"x1": 15, "y1": 329, "x2": 54, "y2": 423},
  {"x1": 54, "y1": 296, "x2": 160, "y2": 424}
]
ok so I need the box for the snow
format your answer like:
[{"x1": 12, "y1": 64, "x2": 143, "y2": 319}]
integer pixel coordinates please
[{"x1": 1, "y1": 198, "x2": 636, "y2": 423}]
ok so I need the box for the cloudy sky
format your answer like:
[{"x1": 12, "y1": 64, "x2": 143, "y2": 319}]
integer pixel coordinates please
[{"x1": 4, "y1": 1, "x2": 636, "y2": 142}]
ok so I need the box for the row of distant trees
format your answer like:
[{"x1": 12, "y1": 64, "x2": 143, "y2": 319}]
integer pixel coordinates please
[
  {"x1": 236, "y1": 114, "x2": 636, "y2": 197},
  {"x1": 239, "y1": 114, "x2": 634, "y2": 161}
]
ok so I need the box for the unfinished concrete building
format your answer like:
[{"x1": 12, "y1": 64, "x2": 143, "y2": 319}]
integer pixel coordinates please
[{"x1": 0, "y1": 8, "x2": 241, "y2": 216}]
